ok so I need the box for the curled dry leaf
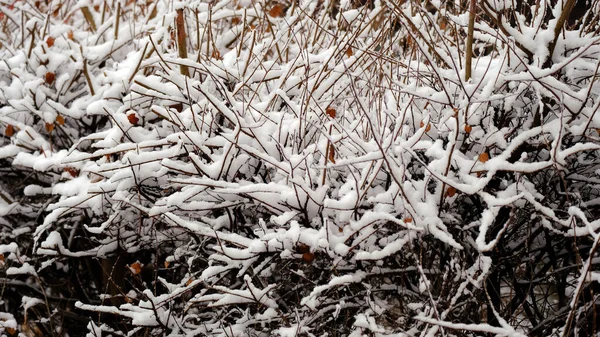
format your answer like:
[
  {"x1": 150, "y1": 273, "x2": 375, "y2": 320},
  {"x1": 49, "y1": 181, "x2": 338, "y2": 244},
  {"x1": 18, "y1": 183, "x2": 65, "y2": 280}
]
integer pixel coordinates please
[
  {"x1": 479, "y1": 152, "x2": 490, "y2": 163},
  {"x1": 64, "y1": 167, "x2": 79, "y2": 177},
  {"x1": 5, "y1": 124, "x2": 14, "y2": 137},
  {"x1": 56, "y1": 115, "x2": 65, "y2": 125},
  {"x1": 164, "y1": 260, "x2": 170, "y2": 268},
  {"x1": 326, "y1": 107, "x2": 336, "y2": 118},
  {"x1": 127, "y1": 113, "x2": 139, "y2": 125},
  {"x1": 328, "y1": 144, "x2": 336, "y2": 163},
  {"x1": 67, "y1": 30, "x2": 74, "y2": 40},
  {"x1": 464, "y1": 124, "x2": 472, "y2": 133},
  {"x1": 45, "y1": 72, "x2": 55, "y2": 85},
  {"x1": 231, "y1": 16, "x2": 241, "y2": 25},
  {"x1": 45, "y1": 123, "x2": 54, "y2": 133},
  {"x1": 345, "y1": 47, "x2": 353, "y2": 57},
  {"x1": 302, "y1": 252, "x2": 314, "y2": 263},
  {"x1": 420, "y1": 121, "x2": 431, "y2": 132},
  {"x1": 296, "y1": 243, "x2": 310, "y2": 254},
  {"x1": 211, "y1": 49, "x2": 221, "y2": 60},
  {"x1": 403, "y1": 217, "x2": 413, "y2": 223},
  {"x1": 128, "y1": 261, "x2": 142, "y2": 275},
  {"x1": 445, "y1": 186, "x2": 457, "y2": 197},
  {"x1": 268, "y1": 4, "x2": 284, "y2": 17},
  {"x1": 46, "y1": 36, "x2": 55, "y2": 47}
]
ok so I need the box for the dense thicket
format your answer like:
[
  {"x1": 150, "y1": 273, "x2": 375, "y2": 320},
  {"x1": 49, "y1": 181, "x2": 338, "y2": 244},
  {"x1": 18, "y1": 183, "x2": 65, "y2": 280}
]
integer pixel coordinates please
[{"x1": 1, "y1": 0, "x2": 600, "y2": 336}]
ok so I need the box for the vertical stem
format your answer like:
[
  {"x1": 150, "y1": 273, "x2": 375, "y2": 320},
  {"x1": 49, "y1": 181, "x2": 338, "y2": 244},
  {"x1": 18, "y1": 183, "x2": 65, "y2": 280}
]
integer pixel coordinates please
[
  {"x1": 322, "y1": 124, "x2": 333, "y2": 186},
  {"x1": 176, "y1": 8, "x2": 190, "y2": 77},
  {"x1": 81, "y1": 6, "x2": 97, "y2": 32},
  {"x1": 114, "y1": 2, "x2": 121, "y2": 40},
  {"x1": 465, "y1": 0, "x2": 476, "y2": 81}
]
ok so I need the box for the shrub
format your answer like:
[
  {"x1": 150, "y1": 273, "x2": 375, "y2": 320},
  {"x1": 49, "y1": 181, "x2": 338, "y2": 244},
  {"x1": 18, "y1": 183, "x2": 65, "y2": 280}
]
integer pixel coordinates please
[{"x1": 1, "y1": 0, "x2": 600, "y2": 336}]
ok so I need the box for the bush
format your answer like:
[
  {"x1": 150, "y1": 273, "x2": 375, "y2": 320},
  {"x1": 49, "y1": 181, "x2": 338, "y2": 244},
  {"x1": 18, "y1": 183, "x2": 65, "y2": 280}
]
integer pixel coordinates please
[{"x1": 1, "y1": 0, "x2": 600, "y2": 336}]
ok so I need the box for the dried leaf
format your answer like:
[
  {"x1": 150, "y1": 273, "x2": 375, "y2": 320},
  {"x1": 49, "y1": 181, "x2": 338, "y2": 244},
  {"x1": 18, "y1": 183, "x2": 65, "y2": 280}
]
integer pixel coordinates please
[
  {"x1": 5, "y1": 124, "x2": 14, "y2": 137},
  {"x1": 45, "y1": 123, "x2": 54, "y2": 133},
  {"x1": 211, "y1": 49, "x2": 221, "y2": 60},
  {"x1": 129, "y1": 261, "x2": 142, "y2": 275},
  {"x1": 302, "y1": 252, "x2": 314, "y2": 263},
  {"x1": 56, "y1": 115, "x2": 65, "y2": 125},
  {"x1": 0, "y1": 253, "x2": 4, "y2": 266},
  {"x1": 46, "y1": 36, "x2": 55, "y2": 47},
  {"x1": 420, "y1": 121, "x2": 431, "y2": 132},
  {"x1": 445, "y1": 186, "x2": 456, "y2": 197},
  {"x1": 326, "y1": 107, "x2": 336, "y2": 118},
  {"x1": 345, "y1": 47, "x2": 353, "y2": 57},
  {"x1": 439, "y1": 17, "x2": 447, "y2": 30},
  {"x1": 5, "y1": 327, "x2": 16, "y2": 335},
  {"x1": 67, "y1": 30, "x2": 74, "y2": 40},
  {"x1": 164, "y1": 260, "x2": 170, "y2": 268},
  {"x1": 328, "y1": 144, "x2": 335, "y2": 163},
  {"x1": 479, "y1": 152, "x2": 489, "y2": 163},
  {"x1": 403, "y1": 217, "x2": 413, "y2": 223},
  {"x1": 64, "y1": 167, "x2": 79, "y2": 177},
  {"x1": 45, "y1": 72, "x2": 55, "y2": 85},
  {"x1": 269, "y1": 4, "x2": 284, "y2": 17},
  {"x1": 296, "y1": 243, "x2": 310, "y2": 254},
  {"x1": 127, "y1": 113, "x2": 139, "y2": 125},
  {"x1": 186, "y1": 278, "x2": 194, "y2": 286},
  {"x1": 464, "y1": 124, "x2": 472, "y2": 133},
  {"x1": 231, "y1": 16, "x2": 241, "y2": 25}
]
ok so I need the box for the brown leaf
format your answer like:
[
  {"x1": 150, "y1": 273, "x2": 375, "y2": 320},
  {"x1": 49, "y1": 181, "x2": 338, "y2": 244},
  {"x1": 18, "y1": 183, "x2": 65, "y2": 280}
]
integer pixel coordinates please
[
  {"x1": 164, "y1": 260, "x2": 170, "y2": 268},
  {"x1": 439, "y1": 17, "x2": 447, "y2": 30},
  {"x1": 68, "y1": 30, "x2": 74, "y2": 40},
  {"x1": 127, "y1": 113, "x2": 139, "y2": 125},
  {"x1": 403, "y1": 217, "x2": 413, "y2": 223},
  {"x1": 345, "y1": 47, "x2": 353, "y2": 57},
  {"x1": 45, "y1": 123, "x2": 54, "y2": 133},
  {"x1": 479, "y1": 152, "x2": 490, "y2": 163},
  {"x1": 445, "y1": 186, "x2": 456, "y2": 197},
  {"x1": 0, "y1": 253, "x2": 4, "y2": 265},
  {"x1": 231, "y1": 16, "x2": 241, "y2": 25},
  {"x1": 128, "y1": 261, "x2": 142, "y2": 275},
  {"x1": 326, "y1": 107, "x2": 336, "y2": 118},
  {"x1": 420, "y1": 121, "x2": 431, "y2": 132},
  {"x1": 186, "y1": 278, "x2": 194, "y2": 286},
  {"x1": 64, "y1": 166, "x2": 79, "y2": 177},
  {"x1": 45, "y1": 72, "x2": 55, "y2": 85},
  {"x1": 5, "y1": 124, "x2": 14, "y2": 137},
  {"x1": 296, "y1": 243, "x2": 310, "y2": 254},
  {"x1": 269, "y1": 4, "x2": 284, "y2": 17},
  {"x1": 56, "y1": 115, "x2": 65, "y2": 125},
  {"x1": 302, "y1": 252, "x2": 314, "y2": 263},
  {"x1": 464, "y1": 124, "x2": 472, "y2": 133},
  {"x1": 328, "y1": 144, "x2": 335, "y2": 163},
  {"x1": 46, "y1": 36, "x2": 55, "y2": 47}
]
